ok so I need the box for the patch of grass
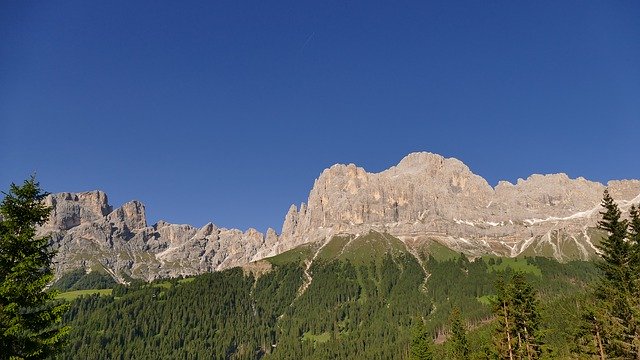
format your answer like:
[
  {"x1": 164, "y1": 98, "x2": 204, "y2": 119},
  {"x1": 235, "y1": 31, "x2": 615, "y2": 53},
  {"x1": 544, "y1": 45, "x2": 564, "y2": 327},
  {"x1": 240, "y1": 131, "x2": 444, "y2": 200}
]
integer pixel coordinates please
[
  {"x1": 488, "y1": 258, "x2": 542, "y2": 277},
  {"x1": 152, "y1": 281, "x2": 172, "y2": 289},
  {"x1": 56, "y1": 288, "x2": 112, "y2": 301},
  {"x1": 178, "y1": 277, "x2": 195, "y2": 284},
  {"x1": 302, "y1": 331, "x2": 330, "y2": 345},
  {"x1": 518, "y1": 228, "x2": 604, "y2": 261},
  {"x1": 558, "y1": 234, "x2": 584, "y2": 260},
  {"x1": 427, "y1": 241, "x2": 460, "y2": 262},
  {"x1": 518, "y1": 236, "x2": 551, "y2": 258},
  {"x1": 336, "y1": 231, "x2": 406, "y2": 265},
  {"x1": 586, "y1": 227, "x2": 604, "y2": 248},
  {"x1": 317, "y1": 235, "x2": 351, "y2": 260},
  {"x1": 476, "y1": 294, "x2": 497, "y2": 306},
  {"x1": 266, "y1": 245, "x2": 313, "y2": 266}
]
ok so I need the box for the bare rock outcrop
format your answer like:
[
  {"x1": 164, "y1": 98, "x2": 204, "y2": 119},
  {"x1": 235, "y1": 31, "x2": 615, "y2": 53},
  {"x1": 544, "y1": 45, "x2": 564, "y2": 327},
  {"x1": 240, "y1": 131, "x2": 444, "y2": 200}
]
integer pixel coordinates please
[
  {"x1": 43, "y1": 191, "x2": 112, "y2": 231},
  {"x1": 43, "y1": 192, "x2": 280, "y2": 282},
  {"x1": 280, "y1": 152, "x2": 640, "y2": 260},
  {"x1": 42, "y1": 152, "x2": 640, "y2": 282}
]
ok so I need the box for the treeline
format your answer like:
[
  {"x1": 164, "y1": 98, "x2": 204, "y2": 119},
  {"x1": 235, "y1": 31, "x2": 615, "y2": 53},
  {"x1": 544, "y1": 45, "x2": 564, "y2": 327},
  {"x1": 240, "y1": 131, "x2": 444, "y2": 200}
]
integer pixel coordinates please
[
  {"x1": 412, "y1": 190, "x2": 640, "y2": 359},
  {"x1": 424, "y1": 254, "x2": 598, "y2": 333},
  {"x1": 52, "y1": 268, "x2": 117, "y2": 291},
  {"x1": 55, "y1": 192, "x2": 640, "y2": 359},
  {"x1": 57, "y1": 254, "x2": 433, "y2": 359},
  {"x1": 53, "y1": 244, "x2": 601, "y2": 359},
  {"x1": 574, "y1": 191, "x2": 640, "y2": 358},
  {"x1": 60, "y1": 264, "x2": 303, "y2": 359},
  {"x1": 271, "y1": 253, "x2": 431, "y2": 359}
]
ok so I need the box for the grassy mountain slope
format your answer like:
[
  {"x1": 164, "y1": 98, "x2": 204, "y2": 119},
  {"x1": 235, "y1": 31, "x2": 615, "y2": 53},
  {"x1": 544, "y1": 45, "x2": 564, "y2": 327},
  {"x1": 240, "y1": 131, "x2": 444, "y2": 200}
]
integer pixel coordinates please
[{"x1": 55, "y1": 232, "x2": 599, "y2": 359}]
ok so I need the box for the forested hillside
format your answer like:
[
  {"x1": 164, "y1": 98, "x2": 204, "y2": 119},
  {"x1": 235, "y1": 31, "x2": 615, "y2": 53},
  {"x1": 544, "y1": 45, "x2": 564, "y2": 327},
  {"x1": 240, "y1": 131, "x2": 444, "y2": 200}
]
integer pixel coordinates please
[{"x1": 54, "y1": 232, "x2": 599, "y2": 359}]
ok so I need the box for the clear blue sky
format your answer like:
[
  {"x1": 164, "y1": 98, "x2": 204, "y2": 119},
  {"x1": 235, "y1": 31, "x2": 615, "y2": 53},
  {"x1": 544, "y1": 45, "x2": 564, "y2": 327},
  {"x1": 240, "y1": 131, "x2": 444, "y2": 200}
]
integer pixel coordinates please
[{"x1": 1, "y1": 1, "x2": 639, "y2": 232}]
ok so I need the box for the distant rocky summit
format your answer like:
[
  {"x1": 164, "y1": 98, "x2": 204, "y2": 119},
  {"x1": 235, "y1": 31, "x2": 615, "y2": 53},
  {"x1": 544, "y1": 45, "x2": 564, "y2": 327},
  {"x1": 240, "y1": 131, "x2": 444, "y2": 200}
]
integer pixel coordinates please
[
  {"x1": 42, "y1": 192, "x2": 279, "y2": 282},
  {"x1": 43, "y1": 152, "x2": 640, "y2": 281}
]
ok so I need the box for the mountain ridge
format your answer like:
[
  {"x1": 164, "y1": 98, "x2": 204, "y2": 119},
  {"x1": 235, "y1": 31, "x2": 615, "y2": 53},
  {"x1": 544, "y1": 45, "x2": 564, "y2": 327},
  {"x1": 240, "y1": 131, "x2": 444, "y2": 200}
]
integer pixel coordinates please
[{"x1": 40, "y1": 152, "x2": 640, "y2": 281}]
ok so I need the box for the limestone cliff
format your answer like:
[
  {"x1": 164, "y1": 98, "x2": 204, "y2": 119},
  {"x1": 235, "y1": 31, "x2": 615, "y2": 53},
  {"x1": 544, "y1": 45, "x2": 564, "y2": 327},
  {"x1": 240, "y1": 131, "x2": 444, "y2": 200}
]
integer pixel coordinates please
[
  {"x1": 43, "y1": 192, "x2": 279, "y2": 282},
  {"x1": 42, "y1": 152, "x2": 640, "y2": 281},
  {"x1": 280, "y1": 152, "x2": 640, "y2": 260}
]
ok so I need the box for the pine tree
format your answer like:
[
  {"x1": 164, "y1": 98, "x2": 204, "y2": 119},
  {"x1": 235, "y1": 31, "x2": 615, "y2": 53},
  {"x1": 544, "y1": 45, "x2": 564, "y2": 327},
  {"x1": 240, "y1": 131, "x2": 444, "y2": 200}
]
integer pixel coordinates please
[
  {"x1": 494, "y1": 277, "x2": 516, "y2": 360},
  {"x1": 492, "y1": 272, "x2": 543, "y2": 360},
  {"x1": 0, "y1": 177, "x2": 69, "y2": 359},
  {"x1": 410, "y1": 320, "x2": 433, "y2": 360},
  {"x1": 448, "y1": 307, "x2": 469, "y2": 360},
  {"x1": 596, "y1": 190, "x2": 632, "y2": 291},
  {"x1": 591, "y1": 190, "x2": 639, "y2": 358},
  {"x1": 510, "y1": 273, "x2": 543, "y2": 359},
  {"x1": 574, "y1": 305, "x2": 607, "y2": 359},
  {"x1": 629, "y1": 205, "x2": 640, "y2": 269},
  {"x1": 627, "y1": 204, "x2": 640, "y2": 358}
]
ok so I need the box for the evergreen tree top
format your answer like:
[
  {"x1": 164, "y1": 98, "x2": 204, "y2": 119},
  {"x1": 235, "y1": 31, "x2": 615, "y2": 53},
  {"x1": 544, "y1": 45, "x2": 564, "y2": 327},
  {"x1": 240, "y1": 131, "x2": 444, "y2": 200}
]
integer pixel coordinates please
[{"x1": 0, "y1": 177, "x2": 69, "y2": 359}]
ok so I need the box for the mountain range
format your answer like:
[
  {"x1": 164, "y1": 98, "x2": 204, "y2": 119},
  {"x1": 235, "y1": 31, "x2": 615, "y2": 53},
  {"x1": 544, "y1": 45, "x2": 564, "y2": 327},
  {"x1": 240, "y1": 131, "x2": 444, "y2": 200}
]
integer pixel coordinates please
[{"x1": 41, "y1": 152, "x2": 640, "y2": 281}]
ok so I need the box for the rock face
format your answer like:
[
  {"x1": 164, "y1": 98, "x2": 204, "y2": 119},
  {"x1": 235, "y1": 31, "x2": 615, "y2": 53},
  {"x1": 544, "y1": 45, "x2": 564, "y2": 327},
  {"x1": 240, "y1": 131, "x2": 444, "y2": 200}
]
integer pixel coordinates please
[
  {"x1": 42, "y1": 152, "x2": 640, "y2": 282},
  {"x1": 43, "y1": 192, "x2": 280, "y2": 282},
  {"x1": 280, "y1": 152, "x2": 640, "y2": 260},
  {"x1": 43, "y1": 191, "x2": 112, "y2": 231}
]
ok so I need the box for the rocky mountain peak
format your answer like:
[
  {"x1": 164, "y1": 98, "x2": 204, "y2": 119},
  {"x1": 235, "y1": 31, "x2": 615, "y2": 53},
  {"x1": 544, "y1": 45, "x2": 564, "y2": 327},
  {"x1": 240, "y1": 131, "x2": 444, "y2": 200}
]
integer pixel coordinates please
[
  {"x1": 280, "y1": 153, "x2": 640, "y2": 261},
  {"x1": 44, "y1": 193, "x2": 282, "y2": 282},
  {"x1": 41, "y1": 152, "x2": 640, "y2": 282},
  {"x1": 106, "y1": 200, "x2": 147, "y2": 230},
  {"x1": 44, "y1": 190, "x2": 112, "y2": 231},
  {"x1": 393, "y1": 151, "x2": 446, "y2": 171}
]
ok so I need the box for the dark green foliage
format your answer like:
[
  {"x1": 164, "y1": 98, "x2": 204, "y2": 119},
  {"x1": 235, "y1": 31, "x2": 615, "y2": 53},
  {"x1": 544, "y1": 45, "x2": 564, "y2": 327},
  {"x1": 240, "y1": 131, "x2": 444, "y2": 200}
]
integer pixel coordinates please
[
  {"x1": 492, "y1": 272, "x2": 543, "y2": 360},
  {"x1": 57, "y1": 250, "x2": 433, "y2": 359},
  {"x1": 59, "y1": 264, "x2": 303, "y2": 359},
  {"x1": 573, "y1": 301, "x2": 607, "y2": 359},
  {"x1": 410, "y1": 321, "x2": 433, "y2": 360},
  {"x1": 51, "y1": 269, "x2": 116, "y2": 291},
  {"x1": 0, "y1": 177, "x2": 69, "y2": 359},
  {"x1": 424, "y1": 254, "x2": 493, "y2": 327},
  {"x1": 596, "y1": 190, "x2": 632, "y2": 290},
  {"x1": 271, "y1": 253, "x2": 432, "y2": 359},
  {"x1": 630, "y1": 204, "x2": 640, "y2": 269},
  {"x1": 49, "y1": 269, "x2": 85, "y2": 291},
  {"x1": 423, "y1": 253, "x2": 598, "y2": 334},
  {"x1": 630, "y1": 204, "x2": 640, "y2": 357},
  {"x1": 56, "y1": 232, "x2": 601, "y2": 359},
  {"x1": 580, "y1": 190, "x2": 640, "y2": 359},
  {"x1": 448, "y1": 307, "x2": 469, "y2": 360}
]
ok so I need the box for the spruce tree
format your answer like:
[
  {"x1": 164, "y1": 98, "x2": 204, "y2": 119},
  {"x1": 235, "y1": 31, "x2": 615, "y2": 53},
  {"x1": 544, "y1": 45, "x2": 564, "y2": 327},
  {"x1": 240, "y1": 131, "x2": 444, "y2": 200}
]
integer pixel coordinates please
[
  {"x1": 574, "y1": 305, "x2": 607, "y2": 359},
  {"x1": 492, "y1": 272, "x2": 543, "y2": 360},
  {"x1": 596, "y1": 190, "x2": 632, "y2": 292},
  {"x1": 629, "y1": 205, "x2": 640, "y2": 268},
  {"x1": 627, "y1": 204, "x2": 640, "y2": 358},
  {"x1": 510, "y1": 273, "x2": 543, "y2": 359},
  {"x1": 0, "y1": 177, "x2": 69, "y2": 359},
  {"x1": 448, "y1": 307, "x2": 469, "y2": 360},
  {"x1": 494, "y1": 277, "x2": 517, "y2": 360},
  {"x1": 591, "y1": 190, "x2": 639, "y2": 358},
  {"x1": 410, "y1": 320, "x2": 433, "y2": 360}
]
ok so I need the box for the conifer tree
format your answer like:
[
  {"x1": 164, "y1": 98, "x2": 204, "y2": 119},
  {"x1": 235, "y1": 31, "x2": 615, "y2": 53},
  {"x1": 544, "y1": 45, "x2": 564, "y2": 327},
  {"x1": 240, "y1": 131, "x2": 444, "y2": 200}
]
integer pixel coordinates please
[
  {"x1": 591, "y1": 190, "x2": 639, "y2": 358},
  {"x1": 574, "y1": 306, "x2": 607, "y2": 359},
  {"x1": 510, "y1": 273, "x2": 543, "y2": 359},
  {"x1": 629, "y1": 204, "x2": 640, "y2": 268},
  {"x1": 596, "y1": 190, "x2": 632, "y2": 292},
  {"x1": 448, "y1": 307, "x2": 469, "y2": 360},
  {"x1": 0, "y1": 177, "x2": 69, "y2": 359},
  {"x1": 494, "y1": 277, "x2": 516, "y2": 360},
  {"x1": 627, "y1": 204, "x2": 640, "y2": 358},
  {"x1": 492, "y1": 272, "x2": 543, "y2": 360},
  {"x1": 410, "y1": 320, "x2": 433, "y2": 360}
]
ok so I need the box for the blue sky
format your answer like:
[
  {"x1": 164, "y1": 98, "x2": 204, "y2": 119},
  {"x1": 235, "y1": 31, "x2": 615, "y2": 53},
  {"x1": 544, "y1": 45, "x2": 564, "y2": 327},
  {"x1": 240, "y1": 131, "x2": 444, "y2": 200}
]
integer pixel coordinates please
[{"x1": 1, "y1": 1, "x2": 639, "y2": 232}]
